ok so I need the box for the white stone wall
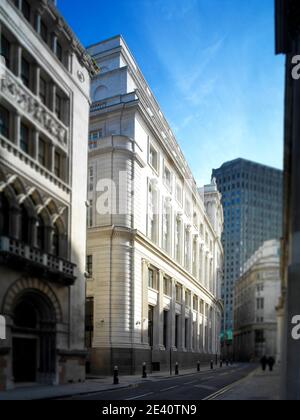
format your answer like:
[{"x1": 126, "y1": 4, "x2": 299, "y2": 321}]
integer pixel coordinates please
[{"x1": 86, "y1": 36, "x2": 223, "y2": 368}]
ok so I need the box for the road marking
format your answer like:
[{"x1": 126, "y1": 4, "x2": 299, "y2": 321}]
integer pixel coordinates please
[
  {"x1": 184, "y1": 380, "x2": 197, "y2": 385},
  {"x1": 161, "y1": 386, "x2": 179, "y2": 392},
  {"x1": 220, "y1": 372, "x2": 230, "y2": 376},
  {"x1": 195, "y1": 384, "x2": 218, "y2": 391},
  {"x1": 205, "y1": 376, "x2": 214, "y2": 380},
  {"x1": 126, "y1": 392, "x2": 154, "y2": 400}
]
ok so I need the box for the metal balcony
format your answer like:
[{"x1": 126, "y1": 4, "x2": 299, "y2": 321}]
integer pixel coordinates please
[{"x1": 0, "y1": 236, "x2": 76, "y2": 285}]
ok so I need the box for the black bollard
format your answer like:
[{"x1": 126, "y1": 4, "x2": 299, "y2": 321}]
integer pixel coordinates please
[
  {"x1": 113, "y1": 366, "x2": 119, "y2": 385},
  {"x1": 142, "y1": 362, "x2": 147, "y2": 379},
  {"x1": 175, "y1": 362, "x2": 179, "y2": 375},
  {"x1": 197, "y1": 361, "x2": 201, "y2": 372},
  {"x1": 220, "y1": 359, "x2": 223, "y2": 368},
  {"x1": 210, "y1": 360, "x2": 214, "y2": 370}
]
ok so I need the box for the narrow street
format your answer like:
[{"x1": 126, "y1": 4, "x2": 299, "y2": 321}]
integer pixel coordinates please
[{"x1": 66, "y1": 364, "x2": 256, "y2": 401}]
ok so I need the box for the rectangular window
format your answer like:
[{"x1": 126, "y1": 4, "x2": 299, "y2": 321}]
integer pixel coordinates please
[
  {"x1": 86, "y1": 255, "x2": 93, "y2": 277},
  {"x1": 163, "y1": 311, "x2": 168, "y2": 348},
  {"x1": 55, "y1": 94, "x2": 62, "y2": 120},
  {"x1": 56, "y1": 41, "x2": 63, "y2": 62},
  {"x1": 148, "y1": 269, "x2": 155, "y2": 289},
  {"x1": 175, "y1": 315, "x2": 179, "y2": 348},
  {"x1": 163, "y1": 165, "x2": 172, "y2": 190},
  {"x1": 148, "y1": 306, "x2": 154, "y2": 347},
  {"x1": 21, "y1": 56, "x2": 30, "y2": 88},
  {"x1": 22, "y1": 0, "x2": 31, "y2": 21},
  {"x1": 176, "y1": 285, "x2": 182, "y2": 302},
  {"x1": 1, "y1": 34, "x2": 11, "y2": 70},
  {"x1": 88, "y1": 200, "x2": 93, "y2": 227},
  {"x1": 38, "y1": 138, "x2": 47, "y2": 167},
  {"x1": 41, "y1": 21, "x2": 48, "y2": 43},
  {"x1": 176, "y1": 183, "x2": 183, "y2": 204},
  {"x1": 20, "y1": 123, "x2": 29, "y2": 154},
  {"x1": 39, "y1": 77, "x2": 47, "y2": 105},
  {"x1": 89, "y1": 167, "x2": 94, "y2": 192},
  {"x1": 0, "y1": 106, "x2": 9, "y2": 139},
  {"x1": 85, "y1": 297, "x2": 94, "y2": 348},
  {"x1": 163, "y1": 277, "x2": 171, "y2": 296},
  {"x1": 54, "y1": 152, "x2": 61, "y2": 178},
  {"x1": 149, "y1": 144, "x2": 158, "y2": 172},
  {"x1": 185, "y1": 318, "x2": 189, "y2": 349}
]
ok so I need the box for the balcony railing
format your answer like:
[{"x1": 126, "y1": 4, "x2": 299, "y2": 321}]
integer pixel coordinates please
[{"x1": 0, "y1": 236, "x2": 76, "y2": 285}]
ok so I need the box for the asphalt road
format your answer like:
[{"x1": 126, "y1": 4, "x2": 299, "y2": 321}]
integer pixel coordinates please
[{"x1": 68, "y1": 364, "x2": 256, "y2": 401}]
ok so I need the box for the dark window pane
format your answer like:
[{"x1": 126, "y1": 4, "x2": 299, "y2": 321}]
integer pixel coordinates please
[
  {"x1": 21, "y1": 56, "x2": 30, "y2": 87},
  {"x1": 40, "y1": 77, "x2": 47, "y2": 105},
  {"x1": 20, "y1": 123, "x2": 29, "y2": 154},
  {"x1": 0, "y1": 106, "x2": 9, "y2": 138},
  {"x1": 41, "y1": 21, "x2": 48, "y2": 43},
  {"x1": 22, "y1": 0, "x2": 31, "y2": 21},
  {"x1": 54, "y1": 152, "x2": 61, "y2": 178},
  {"x1": 1, "y1": 34, "x2": 11, "y2": 70},
  {"x1": 56, "y1": 42, "x2": 63, "y2": 61},
  {"x1": 38, "y1": 138, "x2": 47, "y2": 167}
]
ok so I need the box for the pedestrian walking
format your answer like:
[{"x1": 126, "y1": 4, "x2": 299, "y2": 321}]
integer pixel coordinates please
[
  {"x1": 268, "y1": 357, "x2": 275, "y2": 372},
  {"x1": 260, "y1": 355, "x2": 268, "y2": 371}
]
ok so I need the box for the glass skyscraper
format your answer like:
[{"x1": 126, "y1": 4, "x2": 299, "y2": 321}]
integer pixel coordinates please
[{"x1": 212, "y1": 158, "x2": 283, "y2": 350}]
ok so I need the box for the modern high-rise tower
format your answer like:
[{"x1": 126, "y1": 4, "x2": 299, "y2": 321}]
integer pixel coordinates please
[{"x1": 212, "y1": 158, "x2": 283, "y2": 353}]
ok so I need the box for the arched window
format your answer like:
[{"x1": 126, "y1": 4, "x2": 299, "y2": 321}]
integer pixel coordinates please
[
  {"x1": 0, "y1": 192, "x2": 10, "y2": 237},
  {"x1": 20, "y1": 204, "x2": 30, "y2": 244},
  {"x1": 52, "y1": 224, "x2": 60, "y2": 257},
  {"x1": 36, "y1": 215, "x2": 45, "y2": 251}
]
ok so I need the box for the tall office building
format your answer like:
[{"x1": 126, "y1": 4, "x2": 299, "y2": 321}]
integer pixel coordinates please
[{"x1": 212, "y1": 159, "x2": 283, "y2": 353}]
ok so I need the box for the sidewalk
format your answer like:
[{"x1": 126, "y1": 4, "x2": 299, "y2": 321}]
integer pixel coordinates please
[
  {"x1": 213, "y1": 366, "x2": 280, "y2": 400},
  {"x1": 0, "y1": 363, "x2": 219, "y2": 400}
]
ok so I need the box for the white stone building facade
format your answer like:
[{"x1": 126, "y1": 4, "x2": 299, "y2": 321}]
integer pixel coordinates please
[
  {"x1": 233, "y1": 240, "x2": 281, "y2": 362},
  {"x1": 0, "y1": 0, "x2": 97, "y2": 390},
  {"x1": 86, "y1": 36, "x2": 223, "y2": 375}
]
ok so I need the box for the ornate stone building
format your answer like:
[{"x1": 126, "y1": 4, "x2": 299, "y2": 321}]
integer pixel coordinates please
[
  {"x1": 0, "y1": 0, "x2": 97, "y2": 389},
  {"x1": 233, "y1": 240, "x2": 281, "y2": 362},
  {"x1": 85, "y1": 36, "x2": 223, "y2": 375}
]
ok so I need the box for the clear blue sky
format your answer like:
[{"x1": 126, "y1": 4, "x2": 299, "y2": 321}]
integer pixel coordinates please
[{"x1": 58, "y1": 0, "x2": 285, "y2": 186}]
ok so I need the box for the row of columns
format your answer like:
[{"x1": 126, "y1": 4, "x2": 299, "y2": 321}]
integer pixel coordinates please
[
  {"x1": 142, "y1": 260, "x2": 218, "y2": 354},
  {"x1": 149, "y1": 187, "x2": 216, "y2": 294}
]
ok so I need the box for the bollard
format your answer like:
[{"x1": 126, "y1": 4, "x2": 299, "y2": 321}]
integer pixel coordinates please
[
  {"x1": 175, "y1": 362, "x2": 179, "y2": 375},
  {"x1": 210, "y1": 360, "x2": 214, "y2": 370},
  {"x1": 220, "y1": 359, "x2": 223, "y2": 368},
  {"x1": 197, "y1": 361, "x2": 201, "y2": 372},
  {"x1": 113, "y1": 366, "x2": 119, "y2": 385},
  {"x1": 142, "y1": 362, "x2": 147, "y2": 379},
  {"x1": 226, "y1": 360, "x2": 229, "y2": 367}
]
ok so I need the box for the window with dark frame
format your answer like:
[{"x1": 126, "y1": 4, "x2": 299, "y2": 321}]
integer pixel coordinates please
[
  {"x1": 0, "y1": 106, "x2": 9, "y2": 139},
  {"x1": 86, "y1": 255, "x2": 93, "y2": 277},
  {"x1": 1, "y1": 34, "x2": 11, "y2": 70},
  {"x1": 163, "y1": 310, "x2": 168, "y2": 348},
  {"x1": 39, "y1": 77, "x2": 47, "y2": 105},
  {"x1": 148, "y1": 306, "x2": 154, "y2": 348},
  {"x1": 85, "y1": 297, "x2": 94, "y2": 349},
  {"x1": 20, "y1": 123, "x2": 29, "y2": 154},
  {"x1": 56, "y1": 41, "x2": 63, "y2": 62},
  {"x1": 21, "y1": 56, "x2": 30, "y2": 88},
  {"x1": 38, "y1": 138, "x2": 47, "y2": 167},
  {"x1": 40, "y1": 20, "x2": 48, "y2": 43},
  {"x1": 54, "y1": 151, "x2": 61, "y2": 178},
  {"x1": 21, "y1": 0, "x2": 31, "y2": 22}
]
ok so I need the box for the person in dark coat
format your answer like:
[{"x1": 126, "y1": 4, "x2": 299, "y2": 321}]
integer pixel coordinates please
[
  {"x1": 260, "y1": 355, "x2": 268, "y2": 371},
  {"x1": 268, "y1": 357, "x2": 275, "y2": 372}
]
